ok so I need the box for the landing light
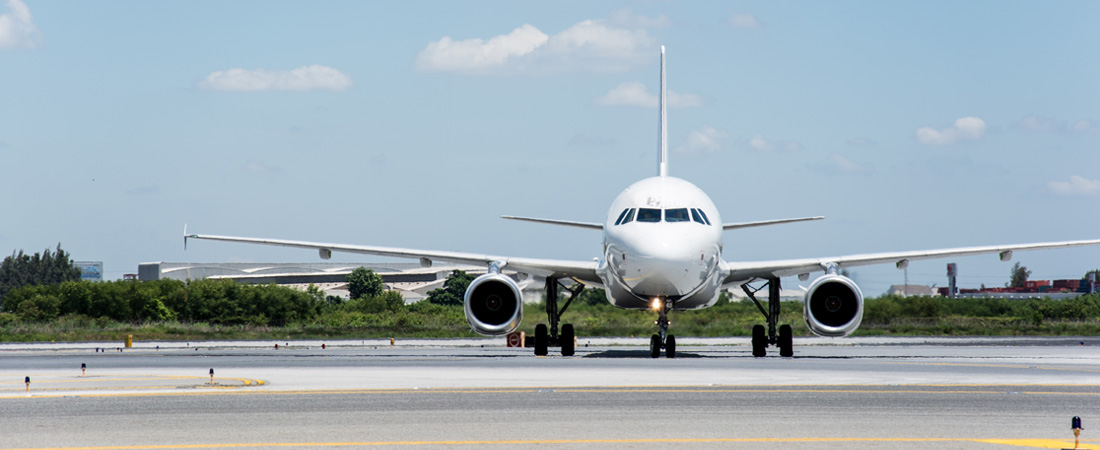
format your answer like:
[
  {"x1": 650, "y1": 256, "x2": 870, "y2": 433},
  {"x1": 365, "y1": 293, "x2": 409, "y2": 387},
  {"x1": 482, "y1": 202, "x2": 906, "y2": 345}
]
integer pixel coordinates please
[{"x1": 651, "y1": 298, "x2": 661, "y2": 311}]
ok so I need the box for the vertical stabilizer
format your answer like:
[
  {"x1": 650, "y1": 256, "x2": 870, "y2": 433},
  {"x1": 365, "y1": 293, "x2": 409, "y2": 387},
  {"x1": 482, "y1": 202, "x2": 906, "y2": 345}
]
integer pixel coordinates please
[{"x1": 657, "y1": 46, "x2": 668, "y2": 177}]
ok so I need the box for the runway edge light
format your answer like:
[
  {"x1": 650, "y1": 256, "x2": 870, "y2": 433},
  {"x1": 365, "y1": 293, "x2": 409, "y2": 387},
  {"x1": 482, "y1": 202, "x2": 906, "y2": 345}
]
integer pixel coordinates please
[{"x1": 1065, "y1": 416, "x2": 1087, "y2": 450}]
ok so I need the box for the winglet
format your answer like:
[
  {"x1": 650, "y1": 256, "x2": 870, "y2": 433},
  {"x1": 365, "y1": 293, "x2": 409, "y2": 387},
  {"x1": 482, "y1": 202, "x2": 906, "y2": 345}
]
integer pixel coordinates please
[
  {"x1": 657, "y1": 45, "x2": 668, "y2": 177},
  {"x1": 183, "y1": 224, "x2": 189, "y2": 250}
]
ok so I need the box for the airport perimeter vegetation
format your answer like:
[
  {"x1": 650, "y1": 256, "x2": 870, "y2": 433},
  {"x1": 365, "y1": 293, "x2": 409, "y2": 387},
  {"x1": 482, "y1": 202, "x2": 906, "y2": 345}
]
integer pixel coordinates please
[{"x1": 1, "y1": 277, "x2": 1100, "y2": 342}]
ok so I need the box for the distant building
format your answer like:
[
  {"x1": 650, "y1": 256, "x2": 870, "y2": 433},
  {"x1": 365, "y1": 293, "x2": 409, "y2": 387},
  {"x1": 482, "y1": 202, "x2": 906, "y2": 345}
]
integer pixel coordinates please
[
  {"x1": 887, "y1": 284, "x2": 936, "y2": 297},
  {"x1": 74, "y1": 261, "x2": 103, "y2": 282}
]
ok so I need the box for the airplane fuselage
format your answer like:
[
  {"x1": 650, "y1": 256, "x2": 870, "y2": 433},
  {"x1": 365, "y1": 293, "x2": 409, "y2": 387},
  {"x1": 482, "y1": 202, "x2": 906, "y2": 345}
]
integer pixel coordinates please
[{"x1": 597, "y1": 176, "x2": 727, "y2": 311}]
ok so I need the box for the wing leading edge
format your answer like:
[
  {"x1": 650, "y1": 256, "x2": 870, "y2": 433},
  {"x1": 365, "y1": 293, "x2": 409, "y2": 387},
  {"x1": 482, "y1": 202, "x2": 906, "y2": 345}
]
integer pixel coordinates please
[
  {"x1": 723, "y1": 238, "x2": 1100, "y2": 285},
  {"x1": 184, "y1": 232, "x2": 601, "y2": 282}
]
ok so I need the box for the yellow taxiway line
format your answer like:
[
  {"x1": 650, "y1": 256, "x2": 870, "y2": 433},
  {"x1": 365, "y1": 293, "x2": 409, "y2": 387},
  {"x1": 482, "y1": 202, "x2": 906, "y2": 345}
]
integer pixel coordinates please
[
  {"x1": 2, "y1": 437, "x2": 1097, "y2": 449},
  {"x1": 0, "y1": 383, "x2": 1094, "y2": 400}
]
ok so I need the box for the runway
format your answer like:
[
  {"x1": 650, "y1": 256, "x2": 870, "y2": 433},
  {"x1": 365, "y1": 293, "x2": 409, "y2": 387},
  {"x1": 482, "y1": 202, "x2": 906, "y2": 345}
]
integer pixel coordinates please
[{"x1": 2, "y1": 337, "x2": 1098, "y2": 449}]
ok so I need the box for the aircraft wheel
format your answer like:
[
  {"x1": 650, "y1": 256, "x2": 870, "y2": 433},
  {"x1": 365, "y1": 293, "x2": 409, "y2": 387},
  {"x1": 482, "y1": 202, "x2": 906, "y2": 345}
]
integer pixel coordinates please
[
  {"x1": 778, "y1": 324, "x2": 793, "y2": 357},
  {"x1": 561, "y1": 324, "x2": 575, "y2": 357},
  {"x1": 649, "y1": 334, "x2": 661, "y2": 359},
  {"x1": 751, "y1": 325, "x2": 766, "y2": 357},
  {"x1": 534, "y1": 324, "x2": 548, "y2": 356},
  {"x1": 666, "y1": 335, "x2": 676, "y2": 359}
]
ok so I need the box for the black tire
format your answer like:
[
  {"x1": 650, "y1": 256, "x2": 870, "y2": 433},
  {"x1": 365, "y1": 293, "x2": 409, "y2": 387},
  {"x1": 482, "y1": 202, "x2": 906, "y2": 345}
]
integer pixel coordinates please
[
  {"x1": 534, "y1": 324, "x2": 548, "y2": 356},
  {"x1": 666, "y1": 335, "x2": 676, "y2": 359},
  {"x1": 751, "y1": 324, "x2": 766, "y2": 357},
  {"x1": 649, "y1": 334, "x2": 661, "y2": 359},
  {"x1": 778, "y1": 324, "x2": 793, "y2": 357},
  {"x1": 561, "y1": 324, "x2": 575, "y2": 357}
]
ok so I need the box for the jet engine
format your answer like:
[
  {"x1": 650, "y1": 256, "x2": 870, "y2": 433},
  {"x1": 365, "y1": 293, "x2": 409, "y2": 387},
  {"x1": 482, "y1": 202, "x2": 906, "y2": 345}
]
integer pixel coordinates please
[
  {"x1": 463, "y1": 273, "x2": 523, "y2": 336},
  {"x1": 803, "y1": 273, "x2": 863, "y2": 337}
]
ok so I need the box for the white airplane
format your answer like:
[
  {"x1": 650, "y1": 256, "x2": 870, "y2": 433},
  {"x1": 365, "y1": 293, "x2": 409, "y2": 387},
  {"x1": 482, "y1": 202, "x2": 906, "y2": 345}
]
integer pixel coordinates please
[{"x1": 186, "y1": 47, "x2": 1100, "y2": 358}]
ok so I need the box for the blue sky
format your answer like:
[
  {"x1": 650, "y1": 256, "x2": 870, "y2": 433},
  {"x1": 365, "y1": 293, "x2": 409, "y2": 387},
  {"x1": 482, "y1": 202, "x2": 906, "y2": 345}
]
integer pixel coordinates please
[{"x1": 1, "y1": 1, "x2": 1097, "y2": 295}]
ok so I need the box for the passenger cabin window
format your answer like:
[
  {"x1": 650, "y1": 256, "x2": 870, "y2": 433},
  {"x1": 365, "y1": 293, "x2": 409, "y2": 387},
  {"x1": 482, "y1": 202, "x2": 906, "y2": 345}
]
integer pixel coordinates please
[
  {"x1": 636, "y1": 208, "x2": 662, "y2": 223},
  {"x1": 664, "y1": 208, "x2": 690, "y2": 223}
]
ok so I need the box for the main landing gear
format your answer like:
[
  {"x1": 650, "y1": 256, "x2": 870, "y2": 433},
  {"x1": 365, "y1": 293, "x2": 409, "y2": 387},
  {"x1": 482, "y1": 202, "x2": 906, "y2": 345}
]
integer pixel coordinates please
[
  {"x1": 649, "y1": 298, "x2": 676, "y2": 359},
  {"x1": 741, "y1": 277, "x2": 793, "y2": 358},
  {"x1": 532, "y1": 277, "x2": 582, "y2": 357}
]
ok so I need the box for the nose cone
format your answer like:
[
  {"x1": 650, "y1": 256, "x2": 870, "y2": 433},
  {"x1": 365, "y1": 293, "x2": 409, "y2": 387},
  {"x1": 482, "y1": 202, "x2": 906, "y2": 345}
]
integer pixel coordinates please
[
  {"x1": 612, "y1": 225, "x2": 720, "y2": 298},
  {"x1": 629, "y1": 225, "x2": 712, "y2": 260}
]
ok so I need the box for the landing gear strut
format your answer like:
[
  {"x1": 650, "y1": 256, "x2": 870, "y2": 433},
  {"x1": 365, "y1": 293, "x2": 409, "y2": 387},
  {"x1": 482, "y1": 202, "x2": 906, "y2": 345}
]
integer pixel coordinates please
[
  {"x1": 533, "y1": 277, "x2": 581, "y2": 357},
  {"x1": 741, "y1": 277, "x2": 793, "y2": 357},
  {"x1": 648, "y1": 298, "x2": 676, "y2": 359}
]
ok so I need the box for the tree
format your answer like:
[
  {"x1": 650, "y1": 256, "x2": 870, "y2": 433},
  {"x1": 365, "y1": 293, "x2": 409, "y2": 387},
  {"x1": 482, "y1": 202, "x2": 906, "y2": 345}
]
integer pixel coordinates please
[
  {"x1": 0, "y1": 244, "x2": 82, "y2": 303},
  {"x1": 579, "y1": 287, "x2": 607, "y2": 306},
  {"x1": 347, "y1": 267, "x2": 384, "y2": 300},
  {"x1": 426, "y1": 270, "x2": 473, "y2": 306},
  {"x1": 1009, "y1": 262, "x2": 1031, "y2": 288}
]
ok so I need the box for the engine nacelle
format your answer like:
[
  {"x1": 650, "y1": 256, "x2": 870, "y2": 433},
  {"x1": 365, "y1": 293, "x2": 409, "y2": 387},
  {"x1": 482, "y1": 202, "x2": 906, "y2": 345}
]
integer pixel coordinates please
[
  {"x1": 463, "y1": 273, "x2": 523, "y2": 336},
  {"x1": 803, "y1": 274, "x2": 864, "y2": 337}
]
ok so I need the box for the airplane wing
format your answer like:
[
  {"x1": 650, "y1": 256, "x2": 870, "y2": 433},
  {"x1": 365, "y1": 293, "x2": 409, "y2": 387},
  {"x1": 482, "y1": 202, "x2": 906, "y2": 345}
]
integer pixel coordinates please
[
  {"x1": 185, "y1": 232, "x2": 601, "y2": 282},
  {"x1": 501, "y1": 216, "x2": 604, "y2": 230},
  {"x1": 723, "y1": 238, "x2": 1100, "y2": 285},
  {"x1": 722, "y1": 216, "x2": 824, "y2": 230}
]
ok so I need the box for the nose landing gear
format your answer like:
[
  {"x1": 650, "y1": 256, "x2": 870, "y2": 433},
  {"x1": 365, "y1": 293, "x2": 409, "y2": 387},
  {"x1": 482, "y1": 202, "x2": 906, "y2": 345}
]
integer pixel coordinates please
[{"x1": 649, "y1": 298, "x2": 676, "y2": 358}]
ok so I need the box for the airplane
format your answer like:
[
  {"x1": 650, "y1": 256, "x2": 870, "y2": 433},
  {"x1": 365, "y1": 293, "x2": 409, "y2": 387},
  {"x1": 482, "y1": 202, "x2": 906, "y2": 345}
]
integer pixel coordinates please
[{"x1": 185, "y1": 46, "x2": 1100, "y2": 358}]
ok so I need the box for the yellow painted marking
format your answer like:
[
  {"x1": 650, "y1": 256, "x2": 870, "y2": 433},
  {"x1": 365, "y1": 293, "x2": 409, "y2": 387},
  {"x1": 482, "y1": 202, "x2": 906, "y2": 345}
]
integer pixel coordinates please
[
  {"x1": 889, "y1": 361, "x2": 1100, "y2": 373},
  {"x1": 0, "y1": 383, "x2": 1094, "y2": 400},
  {"x1": 0, "y1": 437, "x2": 1090, "y2": 449},
  {"x1": 0, "y1": 376, "x2": 263, "y2": 397}
]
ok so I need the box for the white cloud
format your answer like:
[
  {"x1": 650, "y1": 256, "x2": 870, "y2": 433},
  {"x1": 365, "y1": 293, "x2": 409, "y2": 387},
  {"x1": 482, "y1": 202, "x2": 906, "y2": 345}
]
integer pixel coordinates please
[
  {"x1": 1015, "y1": 116, "x2": 1057, "y2": 132},
  {"x1": 415, "y1": 20, "x2": 655, "y2": 74},
  {"x1": 609, "y1": 8, "x2": 671, "y2": 29},
  {"x1": 1048, "y1": 175, "x2": 1100, "y2": 198},
  {"x1": 0, "y1": 0, "x2": 40, "y2": 49},
  {"x1": 675, "y1": 126, "x2": 728, "y2": 154},
  {"x1": 199, "y1": 65, "x2": 352, "y2": 92},
  {"x1": 1071, "y1": 119, "x2": 1096, "y2": 133},
  {"x1": 593, "y1": 82, "x2": 704, "y2": 108},
  {"x1": 825, "y1": 154, "x2": 873, "y2": 175},
  {"x1": 915, "y1": 116, "x2": 986, "y2": 145},
  {"x1": 747, "y1": 133, "x2": 802, "y2": 152},
  {"x1": 729, "y1": 13, "x2": 760, "y2": 29},
  {"x1": 413, "y1": 24, "x2": 548, "y2": 74}
]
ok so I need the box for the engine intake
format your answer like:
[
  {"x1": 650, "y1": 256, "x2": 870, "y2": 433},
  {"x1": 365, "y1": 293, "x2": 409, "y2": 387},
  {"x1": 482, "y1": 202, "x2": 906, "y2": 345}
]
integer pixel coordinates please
[
  {"x1": 463, "y1": 273, "x2": 523, "y2": 336},
  {"x1": 803, "y1": 273, "x2": 863, "y2": 337}
]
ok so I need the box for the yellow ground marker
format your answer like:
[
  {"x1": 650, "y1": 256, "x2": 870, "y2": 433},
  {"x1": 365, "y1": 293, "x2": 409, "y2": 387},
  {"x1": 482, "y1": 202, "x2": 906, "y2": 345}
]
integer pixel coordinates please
[{"x1": 0, "y1": 437, "x2": 1095, "y2": 450}]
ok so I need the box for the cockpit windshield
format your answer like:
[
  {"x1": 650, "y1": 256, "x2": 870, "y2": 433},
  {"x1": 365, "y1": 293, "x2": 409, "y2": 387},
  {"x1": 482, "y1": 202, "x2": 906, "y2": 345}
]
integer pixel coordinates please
[
  {"x1": 615, "y1": 207, "x2": 712, "y2": 225},
  {"x1": 664, "y1": 208, "x2": 690, "y2": 222},
  {"x1": 636, "y1": 208, "x2": 662, "y2": 223}
]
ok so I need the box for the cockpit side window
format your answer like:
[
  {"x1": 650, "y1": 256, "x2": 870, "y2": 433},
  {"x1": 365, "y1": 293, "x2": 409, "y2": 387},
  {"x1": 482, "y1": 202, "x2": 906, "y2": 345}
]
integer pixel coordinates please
[
  {"x1": 697, "y1": 209, "x2": 712, "y2": 225},
  {"x1": 636, "y1": 208, "x2": 661, "y2": 223},
  {"x1": 690, "y1": 208, "x2": 707, "y2": 225},
  {"x1": 664, "y1": 208, "x2": 690, "y2": 223},
  {"x1": 622, "y1": 208, "x2": 635, "y2": 224},
  {"x1": 614, "y1": 209, "x2": 630, "y2": 226}
]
